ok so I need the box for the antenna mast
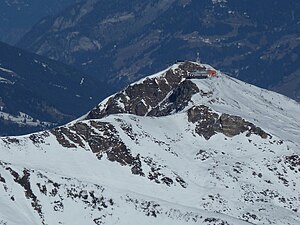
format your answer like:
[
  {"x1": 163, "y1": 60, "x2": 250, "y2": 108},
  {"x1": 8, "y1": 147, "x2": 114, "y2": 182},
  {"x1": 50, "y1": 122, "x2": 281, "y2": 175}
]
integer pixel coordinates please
[{"x1": 196, "y1": 52, "x2": 200, "y2": 64}]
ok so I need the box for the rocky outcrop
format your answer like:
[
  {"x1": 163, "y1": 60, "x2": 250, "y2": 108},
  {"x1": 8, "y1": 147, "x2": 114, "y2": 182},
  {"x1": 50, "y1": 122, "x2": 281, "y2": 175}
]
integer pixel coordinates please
[
  {"x1": 86, "y1": 61, "x2": 269, "y2": 141},
  {"x1": 188, "y1": 105, "x2": 269, "y2": 139},
  {"x1": 285, "y1": 155, "x2": 300, "y2": 171},
  {"x1": 188, "y1": 105, "x2": 221, "y2": 140},
  {"x1": 148, "y1": 80, "x2": 199, "y2": 116},
  {"x1": 220, "y1": 114, "x2": 269, "y2": 138},
  {"x1": 50, "y1": 121, "x2": 144, "y2": 176},
  {"x1": 87, "y1": 62, "x2": 201, "y2": 119},
  {"x1": 49, "y1": 117, "x2": 191, "y2": 187},
  {"x1": 2, "y1": 165, "x2": 44, "y2": 223},
  {"x1": 49, "y1": 119, "x2": 191, "y2": 187}
]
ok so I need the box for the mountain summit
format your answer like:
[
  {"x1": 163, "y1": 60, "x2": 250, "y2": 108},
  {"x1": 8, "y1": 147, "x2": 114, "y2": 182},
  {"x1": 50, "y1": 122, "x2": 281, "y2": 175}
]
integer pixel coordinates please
[{"x1": 0, "y1": 62, "x2": 299, "y2": 225}]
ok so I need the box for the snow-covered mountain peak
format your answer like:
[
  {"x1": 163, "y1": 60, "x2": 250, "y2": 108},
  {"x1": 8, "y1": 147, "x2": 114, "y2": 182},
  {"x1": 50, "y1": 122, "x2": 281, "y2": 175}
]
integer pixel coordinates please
[
  {"x1": 86, "y1": 61, "x2": 299, "y2": 143},
  {"x1": 86, "y1": 61, "x2": 218, "y2": 119},
  {"x1": 1, "y1": 62, "x2": 300, "y2": 225}
]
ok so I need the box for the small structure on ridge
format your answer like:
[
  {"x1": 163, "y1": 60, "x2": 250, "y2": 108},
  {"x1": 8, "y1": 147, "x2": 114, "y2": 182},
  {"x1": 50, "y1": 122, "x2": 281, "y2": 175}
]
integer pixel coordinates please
[{"x1": 187, "y1": 68, "x2": 218, "y2": 79}]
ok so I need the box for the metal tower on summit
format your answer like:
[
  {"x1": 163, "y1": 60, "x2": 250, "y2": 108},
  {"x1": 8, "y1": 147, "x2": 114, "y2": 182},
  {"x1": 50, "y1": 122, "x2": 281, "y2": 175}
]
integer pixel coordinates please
[{"x1": 196, "y1": 52, "x2": 200, "y2": 64}]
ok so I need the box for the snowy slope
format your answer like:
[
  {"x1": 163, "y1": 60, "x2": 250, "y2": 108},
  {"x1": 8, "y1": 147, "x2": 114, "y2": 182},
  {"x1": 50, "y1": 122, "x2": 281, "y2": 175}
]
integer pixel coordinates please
[{"x1": 0, "y1": 62, "x2": 299, "y2": 225}]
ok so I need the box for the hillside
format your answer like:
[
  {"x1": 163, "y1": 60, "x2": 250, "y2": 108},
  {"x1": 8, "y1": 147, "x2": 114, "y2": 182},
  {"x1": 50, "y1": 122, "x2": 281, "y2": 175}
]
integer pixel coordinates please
[
  {"x1": 0, "y1": 41, "x2": 106, "y2": 136},
  {"x1": 0, "y1": 0, "x2": 78, "y2": 44},
  {"x1": 18, "y1": 0, "x2": 300, "y2": 101},
  {"x1": 0, "y1": 62, "x2": 299, "y2": 224}
]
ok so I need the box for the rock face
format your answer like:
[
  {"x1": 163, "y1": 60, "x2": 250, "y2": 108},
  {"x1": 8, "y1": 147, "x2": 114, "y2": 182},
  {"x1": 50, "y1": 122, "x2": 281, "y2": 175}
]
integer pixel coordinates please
[
  {"x1": 188, "y1": 105, "x2": 221, "y2": 140},
  {"x1": 0, "y1": 62, "x2": 300, "y2": 225},
  {"x1": 188, "y1": 105, "x2": 269, "y2": 140},
  {"x1": 87, "y1": 62, "x2": 202, "y2": 119},
  {"x1": 18, "y1": 0, "x2": 300, "y2": 102},
  {"x1": 220, "y1": 114, "x2": 269, "y2": 138}
]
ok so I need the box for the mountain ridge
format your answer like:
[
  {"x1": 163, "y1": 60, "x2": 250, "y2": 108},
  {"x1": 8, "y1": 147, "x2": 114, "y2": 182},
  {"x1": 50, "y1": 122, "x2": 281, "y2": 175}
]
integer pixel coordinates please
[{"x1": 0, "y1": 61, "x2": 299, "y2": 225}]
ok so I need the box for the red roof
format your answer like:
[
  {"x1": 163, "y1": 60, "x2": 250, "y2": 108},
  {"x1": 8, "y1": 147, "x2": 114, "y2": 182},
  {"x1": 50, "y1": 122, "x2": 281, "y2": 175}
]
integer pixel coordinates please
[{"x1": 207, "y1": 69, "x2": 217, "y2": 76}]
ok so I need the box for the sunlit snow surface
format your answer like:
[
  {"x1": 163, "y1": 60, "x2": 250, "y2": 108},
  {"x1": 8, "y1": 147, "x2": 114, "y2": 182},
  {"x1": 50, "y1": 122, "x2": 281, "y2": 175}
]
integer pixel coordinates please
[{"x1": 0, "y1": 63, "x2": 299, "y2": 225}]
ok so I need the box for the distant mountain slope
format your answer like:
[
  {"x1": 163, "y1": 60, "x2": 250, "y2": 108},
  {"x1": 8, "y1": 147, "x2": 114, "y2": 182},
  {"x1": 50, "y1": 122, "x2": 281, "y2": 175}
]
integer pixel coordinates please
[
  {"x1": 0, "y1": 62, "x2": 299, "y2": 224},
  {"x1": 18, "y1": 0, "x2": 300, "y2": 101},
  {"x1": 0, "y1": 41, "x2": 106, "y2": 136},
  {"x1": 0, "y1": 0, "x2": 79, "y2": 44},
  {"x1": 270, "y1": 70, "x2": 300, "y2": 102}
]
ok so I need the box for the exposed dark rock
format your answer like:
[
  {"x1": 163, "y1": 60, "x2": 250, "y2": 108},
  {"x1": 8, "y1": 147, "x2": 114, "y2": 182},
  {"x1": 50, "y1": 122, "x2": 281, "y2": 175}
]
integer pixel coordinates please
[
  {"x1": 195, "y1": 149, "x2": 215, "y2": 161},
  {"x1": 241, "y1": 212, "x2": 259, "y2": 223},
  {"x1": 125, "y1": 197, "x2": 161, "y2": 218},
  {"x1": 29, "y1": 132, "x2": 49, "y2": 145},
  {"x1": 50, "y1": 121, "x2": 144, "y2": 176},
  {"x1": 220, "y1": 114, "x2": 269, "y2": 138},
  {"x1": 86, "y1": 75, "x2": 174, "y2": 119},
  {"x1": 161, "y1": 177, "x2": 174, "y2": 186},
  {"x1": 50, "y1": 128, "x2": 77, "y2": 148},
  {"x1": 2, "y1": 137, "x2": 20, "y2": 145},
  {"x1": 125, "y1": 78, "x2": 169, "y2": 113},
  {"x1": 33, "y1": 174, "x2": 115, "y2": 217},
  {"x1": 148, "y1": 80, "x2": 199, "y2": 116},
  {"x1": 5, "y1": 167, "x2": 44, "y2": 223},
  {"x1": 165, "y1": 69, "x2": 183, "y2": 87},
  {"x1": 285, "y1": 155, "x2": 300, "y2": 171},
  {"x1": 148, "y1": 167, "x2": 163, "y2": 184},
  {"x1": 175, "y1": 175, "x2": 188, "y2": 188},
  {"x1": 131, "y1": 154, "x2": 145, "y2": 176},
  {"x1": 87, "y1": 62, "x2": 200, "y2": 119},
  {"x1": 106, "y1": 144, "x2": 134, "y2": 166},
  {"x1": 203, "y1": 217, "x2": 229, "y2": 225},
  {"x1": 0, "y1": 173, "x2": 5, "y2": 183},
  {"x1": 119, "y1": 122, "x2": 138, "y2": 142},
  {"x1": 37, "y1": 183, "x2": 47, "y2": 195},
  {"x1": 220, "y1": 114, "x2": 248, "y2": 137},
  {"x1": 188, "y1": 105, "x2": 220, "y2": 140},
  {"x1": 71, "y1": 121, "x2": 119, "y2": 153},
  {"x1": 188, "y1": 105, "x2": 269, "y2": 140}
]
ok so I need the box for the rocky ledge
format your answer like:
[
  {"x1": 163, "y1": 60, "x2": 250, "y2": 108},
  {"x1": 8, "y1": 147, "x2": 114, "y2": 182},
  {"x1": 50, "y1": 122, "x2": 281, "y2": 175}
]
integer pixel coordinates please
[{"x1": 188, "y1": 105, "x2": 269, "y2": 140}]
